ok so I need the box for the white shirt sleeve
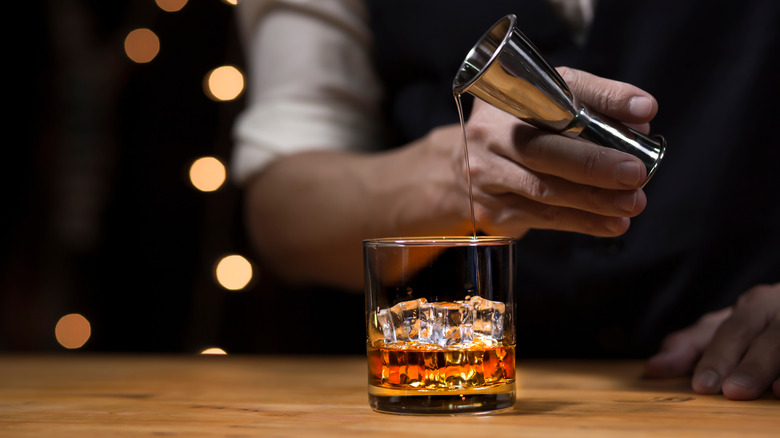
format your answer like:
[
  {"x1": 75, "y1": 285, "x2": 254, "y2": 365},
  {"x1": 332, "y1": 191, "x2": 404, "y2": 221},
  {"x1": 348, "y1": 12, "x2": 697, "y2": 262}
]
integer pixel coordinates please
[{"x1": 231, "y1": 0, "x2": 383, "y2": 185}]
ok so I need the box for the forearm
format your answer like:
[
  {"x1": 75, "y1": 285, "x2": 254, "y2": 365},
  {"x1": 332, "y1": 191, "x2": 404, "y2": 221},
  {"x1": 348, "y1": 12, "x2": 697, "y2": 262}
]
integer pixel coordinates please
[{"x1": 244, "y1": 127, "x2": 471, "y2": 291}]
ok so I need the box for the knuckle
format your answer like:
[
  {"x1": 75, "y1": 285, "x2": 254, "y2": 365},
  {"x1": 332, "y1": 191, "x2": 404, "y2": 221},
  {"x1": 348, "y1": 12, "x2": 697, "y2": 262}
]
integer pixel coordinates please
[
  {"x1": 466, "y1": 152, "x2": 486, "y2": 177},
  {"x1": 537, "y1": 204, "x2": 570, "y2": 231},
  {"x1": 523, "y1": 173, "x2": 551, "y2": 201},
  {"x1": 581, "y1": 186, "x2": 603, "y2": 212},
  {"x1": 581, "y1": 148, "x2": 602, "y2": 180},
  {"x1": 598, "y1": 87, "x2": 624, "y2": 113},
  {"x1": 466, "y1": 121, "x2": 488, "y2": 144}
]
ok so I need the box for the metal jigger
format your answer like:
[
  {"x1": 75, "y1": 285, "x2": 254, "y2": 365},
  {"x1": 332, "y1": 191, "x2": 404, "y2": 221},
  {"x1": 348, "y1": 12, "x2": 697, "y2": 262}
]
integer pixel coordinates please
[{"x1": 453, "y1": 14, "x2": 665, "y2": 185}]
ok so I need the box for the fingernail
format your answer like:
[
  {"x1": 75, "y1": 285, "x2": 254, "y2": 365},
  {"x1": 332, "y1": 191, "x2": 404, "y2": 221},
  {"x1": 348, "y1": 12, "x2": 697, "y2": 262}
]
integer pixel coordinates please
[
  {"x1": 628, "y1": 96, "x2": 653, "y2": 118},
  {"x1": 724, "y1": 373, "x2": 754, "y2": 390},
  {"x1": 722, "y1": 373, "x2": 759, "y2": 400},
  {"x1": 615, "y1": 191, "x2": 638, "y2": 213},
  {"x1": 606, "y1": 217, "x2": 629, "y2": 234},
  {"x1": 614, "y1": 161, "x2": 643, "y2": 187},
  {"x1": 692, "y1": 370, "x2": 721, "y2": 393}
]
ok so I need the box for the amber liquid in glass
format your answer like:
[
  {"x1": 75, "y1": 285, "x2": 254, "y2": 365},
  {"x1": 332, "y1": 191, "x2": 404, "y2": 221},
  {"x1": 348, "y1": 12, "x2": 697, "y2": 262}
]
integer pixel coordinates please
[{"x1": 367, "y1": 340, "x2": 516, "y2": 414}]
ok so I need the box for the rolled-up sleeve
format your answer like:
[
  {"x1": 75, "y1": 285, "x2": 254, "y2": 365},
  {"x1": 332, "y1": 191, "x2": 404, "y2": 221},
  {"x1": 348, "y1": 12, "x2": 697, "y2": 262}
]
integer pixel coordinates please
[{"x1": 231, "y1": 0, "x2": 383, "y2": 184}]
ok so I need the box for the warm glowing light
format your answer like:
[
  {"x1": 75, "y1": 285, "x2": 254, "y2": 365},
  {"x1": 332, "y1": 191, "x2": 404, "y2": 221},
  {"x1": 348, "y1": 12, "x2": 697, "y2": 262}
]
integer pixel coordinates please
[
  {"x1": 215, "y1": 254, "x2": 253, "y2": 291},
  {"x1": 55, "y1": 314, "x2": 91, "y2": 349},
  {"x1": 222, "y1": 0, "x2": 238, "y2": 5},
  {"x1": 189, "y1": 156, "x2": 226, "y2": 192},
  {"x1": 204, "y1": 65, "x2": 244, "y2": 101},
  {"x1": 200, "y1": 347, "x2": 228, "y2": 355},
  {"x1": 124, "y1": 28, "x2": 160, "y2": 64},
  {"x1": 155, "y1": 0, "x2": 188, "y2": 12}
]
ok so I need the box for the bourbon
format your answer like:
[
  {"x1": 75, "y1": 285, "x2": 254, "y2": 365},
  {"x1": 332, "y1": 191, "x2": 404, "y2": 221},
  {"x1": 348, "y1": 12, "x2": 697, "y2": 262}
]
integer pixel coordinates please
[
  {"x1": 367, "y1": 340, "x2": 515, "y2": 413},
  {"x1": 368, "y1": 340, "x2": 515, "y2": 390}
]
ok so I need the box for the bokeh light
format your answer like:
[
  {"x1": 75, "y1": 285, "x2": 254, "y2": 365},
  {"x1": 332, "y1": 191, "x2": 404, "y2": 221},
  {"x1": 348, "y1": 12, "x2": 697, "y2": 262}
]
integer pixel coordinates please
[
  {"x1": 124, "y1": 28, "x2": 160, "y2": 64},
  {"x1": 204, "y1": 65, "x2": 244, "y2": 101},
  {"x1": 155, "y1": 0, "x2": 188, "y2": 12},
  {"x1": 222, "y1": 0, "x2": 238, "y2": 6},
  {"x1": 200, "y1": 347, "x2": 228, "y2": 355},
  {"x1": 189, "y1": 156, "x2": 226, "y2": 192},
  {"x1": 215, "y1": 254, "x2": 253, "y2": 291},
  {"x1": 55, "y1": 314, "x2": 91, "y2": 349}
]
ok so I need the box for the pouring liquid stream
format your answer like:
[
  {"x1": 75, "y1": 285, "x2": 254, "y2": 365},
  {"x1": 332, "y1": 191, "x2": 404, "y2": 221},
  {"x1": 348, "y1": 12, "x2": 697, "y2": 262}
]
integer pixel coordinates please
[{"x1": 454, "y1": 93, "x2": 478, "y2": 240}]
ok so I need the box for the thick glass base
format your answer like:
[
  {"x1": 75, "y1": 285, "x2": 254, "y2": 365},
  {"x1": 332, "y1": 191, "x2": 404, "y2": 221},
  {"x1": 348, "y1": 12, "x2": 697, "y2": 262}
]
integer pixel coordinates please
[{"x1": 368, "y1": 383, "x2": 515, "y2": 415}]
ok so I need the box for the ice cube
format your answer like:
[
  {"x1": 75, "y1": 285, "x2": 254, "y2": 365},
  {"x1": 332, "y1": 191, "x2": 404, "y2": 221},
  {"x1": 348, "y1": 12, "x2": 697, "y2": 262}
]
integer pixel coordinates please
[
  {"x1": 419, "y1": 301, "x2": 474, "y2": 347},
  {"x1": 380, "y1": 298, "x2": 427, "y2": 342},
  {"x1": 376, "y1": 308, "x2": 396, "y2": 342},
  {"x1": 469, "y1": 296, "x2": 506, "y2": 340}
]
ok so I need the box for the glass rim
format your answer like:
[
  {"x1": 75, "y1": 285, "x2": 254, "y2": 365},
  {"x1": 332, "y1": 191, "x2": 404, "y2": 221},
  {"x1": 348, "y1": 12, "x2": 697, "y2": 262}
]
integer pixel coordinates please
[{"x1": 362, "y1": 236, "x2": 515, "y2": 247}]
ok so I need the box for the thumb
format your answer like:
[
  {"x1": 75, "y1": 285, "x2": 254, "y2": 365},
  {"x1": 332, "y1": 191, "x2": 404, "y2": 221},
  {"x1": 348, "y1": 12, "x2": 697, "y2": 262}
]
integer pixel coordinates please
[{"x1": 557, "y1": 66, "x2": 658, "y2": 126}]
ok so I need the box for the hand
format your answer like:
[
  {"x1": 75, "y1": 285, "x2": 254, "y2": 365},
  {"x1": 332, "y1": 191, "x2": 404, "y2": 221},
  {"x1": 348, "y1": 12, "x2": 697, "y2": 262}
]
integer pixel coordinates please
[
  {"x1": 644, "y1": 284, "x2": 780, "y2": 400},
  {"x1": 463, "y1": 67, "x2": 657, "y2": 238}
]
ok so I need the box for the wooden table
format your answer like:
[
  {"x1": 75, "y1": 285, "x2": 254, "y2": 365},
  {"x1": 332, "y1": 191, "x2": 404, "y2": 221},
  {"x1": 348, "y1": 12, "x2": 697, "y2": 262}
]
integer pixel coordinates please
[{"x1": 0, "y1": 355, "x2": 776, "y2": 437}]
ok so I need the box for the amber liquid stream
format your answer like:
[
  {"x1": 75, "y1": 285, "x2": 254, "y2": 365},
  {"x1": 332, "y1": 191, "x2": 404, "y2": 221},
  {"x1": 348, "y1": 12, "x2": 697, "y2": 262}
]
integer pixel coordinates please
[{"x1": 455, "y1": 93, "x2": 478, "y2": 239}]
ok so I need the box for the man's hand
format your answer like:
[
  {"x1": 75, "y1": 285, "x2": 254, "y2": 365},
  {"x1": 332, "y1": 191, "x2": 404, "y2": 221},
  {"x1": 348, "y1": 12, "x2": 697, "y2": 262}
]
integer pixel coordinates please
[
  {"x1": 644, "y1": 283, "x2": 780, "y2": 400},
  {"x1": 463, "y1": 67, "x2": 657, "y2": 238}
]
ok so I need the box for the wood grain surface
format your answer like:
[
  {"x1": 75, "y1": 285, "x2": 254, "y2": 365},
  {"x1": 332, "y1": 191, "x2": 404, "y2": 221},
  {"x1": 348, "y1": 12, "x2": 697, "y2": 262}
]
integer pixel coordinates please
[{"x1": 0, "y1": 355, "x2": 776, "y2": 437}]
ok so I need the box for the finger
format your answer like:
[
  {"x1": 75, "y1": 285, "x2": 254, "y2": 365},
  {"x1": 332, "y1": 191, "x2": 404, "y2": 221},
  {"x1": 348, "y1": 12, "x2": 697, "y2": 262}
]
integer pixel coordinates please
[
  {"x1": 476, "y1": 192, "x2": 633, "y2": 237},
  {"x1": 625, "y1": 122, "x2": 652, "y2": 135},
  {"x1": 557, "y1": 67, "x2": 658, "y2": 124},
  {"x1": 470, "y1": 144, "x2": 646, "y2": 218},
  {"x1": 644, "y1": 335, "x2": 703, "y2": 379},
  {"x1": 720, "y1": 317, "x2": 780, "y2": 400},
  {"x1": 507, "y1": 127, "x2": 647, "y2": 190},
  {"x1": 644, "y1": 308, "x2": 732, "y2": 378},
  {"x1": 479, "y1": 164, "x2": 646, "y2": 218},
  {"x1": 692, "y1": 287, "x2": 777, "y2": 396},
  {"x1": 467, "y1": 101, "x2": 647, "y2": 190}
]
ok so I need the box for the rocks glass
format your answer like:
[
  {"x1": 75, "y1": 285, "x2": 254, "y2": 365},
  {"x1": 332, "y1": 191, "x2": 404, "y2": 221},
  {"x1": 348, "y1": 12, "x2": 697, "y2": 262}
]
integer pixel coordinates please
[{"x1": 364, "y1": 236, "x2": 516, "y2": 414}]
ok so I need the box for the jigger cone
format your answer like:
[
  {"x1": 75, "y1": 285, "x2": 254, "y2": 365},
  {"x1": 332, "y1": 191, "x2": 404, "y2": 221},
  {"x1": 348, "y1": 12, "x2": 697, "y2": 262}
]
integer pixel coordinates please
[{"x1": 453, "y1": 14, "x2": 665, "y2": 185}]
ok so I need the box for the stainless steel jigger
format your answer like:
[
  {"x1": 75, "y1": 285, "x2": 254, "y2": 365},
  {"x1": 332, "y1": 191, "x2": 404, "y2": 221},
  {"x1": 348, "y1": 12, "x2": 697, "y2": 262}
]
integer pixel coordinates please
[{"x1": 453, "y1": 14, "x2": 666, "y2": 185}]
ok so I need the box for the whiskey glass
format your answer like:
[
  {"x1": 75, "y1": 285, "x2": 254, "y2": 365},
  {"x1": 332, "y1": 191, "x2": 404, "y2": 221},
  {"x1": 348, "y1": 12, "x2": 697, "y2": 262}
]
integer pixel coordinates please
[{"x1": 364, "y1": 236, "x2": 516, "y2": 414}]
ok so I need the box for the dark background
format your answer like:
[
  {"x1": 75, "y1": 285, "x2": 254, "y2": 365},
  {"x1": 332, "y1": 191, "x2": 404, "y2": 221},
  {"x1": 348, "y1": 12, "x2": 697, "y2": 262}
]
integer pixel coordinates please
[
  {"x1": 11, "y1": 0, "x2": 778, "y2": 359},
  {"x1": 2, "y1": 0, "x2": 258, "y2": 353}
]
